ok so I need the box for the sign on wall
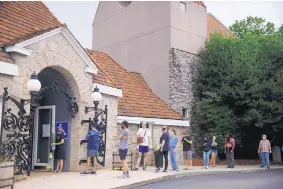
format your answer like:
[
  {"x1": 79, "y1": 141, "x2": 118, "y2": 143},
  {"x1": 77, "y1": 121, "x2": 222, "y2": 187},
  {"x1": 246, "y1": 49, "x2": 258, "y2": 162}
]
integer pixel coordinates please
[{"x1": 55, "y1": 121, "x2": 69, "y2": 139}]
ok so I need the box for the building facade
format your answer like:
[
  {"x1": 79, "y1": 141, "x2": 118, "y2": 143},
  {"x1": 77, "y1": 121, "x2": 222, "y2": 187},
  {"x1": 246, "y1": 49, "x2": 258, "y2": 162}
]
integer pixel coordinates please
[{"x1": 0, "y1": 2, "x2": 190, "y2": 173}]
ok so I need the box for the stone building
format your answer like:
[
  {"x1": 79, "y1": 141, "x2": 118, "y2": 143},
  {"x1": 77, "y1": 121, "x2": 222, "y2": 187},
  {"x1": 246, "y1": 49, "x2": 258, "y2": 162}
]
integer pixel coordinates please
[
  {"x1": 92, "y1": 1, "x2": 234, "y2": 156},
  {"x1": 0, "y1": 1, "x2": 190, "y2": 173}
]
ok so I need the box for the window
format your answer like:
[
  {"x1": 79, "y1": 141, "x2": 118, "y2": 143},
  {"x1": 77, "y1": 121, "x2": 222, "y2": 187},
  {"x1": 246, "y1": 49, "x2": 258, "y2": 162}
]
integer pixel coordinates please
[
  {"x1": 182, "y1": 108, "x2": 190, "y2": 119},
  {"x1": 180, "y1": 1, "x2": 186, "y2": 12},
  {"x1": 119, "y1": 1, "x2": 132, "y2": 8}
]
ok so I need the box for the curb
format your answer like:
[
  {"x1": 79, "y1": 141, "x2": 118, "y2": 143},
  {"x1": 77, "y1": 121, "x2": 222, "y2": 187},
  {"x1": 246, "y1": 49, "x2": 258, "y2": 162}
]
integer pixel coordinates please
[{"x1": 112, "y1": 167, "x2": 283, "y2": 189}]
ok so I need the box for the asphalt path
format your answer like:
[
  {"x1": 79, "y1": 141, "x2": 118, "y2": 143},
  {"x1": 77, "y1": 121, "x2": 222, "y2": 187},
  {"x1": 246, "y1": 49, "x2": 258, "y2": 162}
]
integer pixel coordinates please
[{"x1": 134, "y1": 170, "x2": 283, "y2": 189}]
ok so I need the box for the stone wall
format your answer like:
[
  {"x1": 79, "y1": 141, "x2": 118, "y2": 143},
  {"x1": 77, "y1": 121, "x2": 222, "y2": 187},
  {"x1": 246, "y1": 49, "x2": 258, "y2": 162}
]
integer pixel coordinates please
[
  {"x1": 168, "y1": 48, "x2": 202, "y2": 157},
  {"x1": 0, "y1": 33, "x2": 119, "y2": 172},
  {"x1": 116, "y1": 123, "x2": 190, "y2": 167}
]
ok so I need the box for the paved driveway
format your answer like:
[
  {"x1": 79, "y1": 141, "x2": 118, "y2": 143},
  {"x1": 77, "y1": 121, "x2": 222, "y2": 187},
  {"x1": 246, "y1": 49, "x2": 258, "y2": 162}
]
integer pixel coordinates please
[{"x1": 135, "y1": 170, "x2": 283, "y2": 189}]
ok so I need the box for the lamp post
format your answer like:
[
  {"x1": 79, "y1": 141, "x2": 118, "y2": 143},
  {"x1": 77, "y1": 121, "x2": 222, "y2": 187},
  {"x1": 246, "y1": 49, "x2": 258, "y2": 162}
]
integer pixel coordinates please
[
  {"x1": 83, "y1": 86, "x2": 108, "y2": 166},
  {"x1": 0, "y1": 71, "x2": 41, "y2": 176},
  {"x1": 26, "y1": 72, "x2": 41, "y2": 176}
]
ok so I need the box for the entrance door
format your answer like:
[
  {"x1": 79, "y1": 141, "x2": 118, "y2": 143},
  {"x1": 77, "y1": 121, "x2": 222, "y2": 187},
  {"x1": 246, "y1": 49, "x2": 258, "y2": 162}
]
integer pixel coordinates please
[{"x1": 33, "y1": 106, "x2": 56, "y2": 170}]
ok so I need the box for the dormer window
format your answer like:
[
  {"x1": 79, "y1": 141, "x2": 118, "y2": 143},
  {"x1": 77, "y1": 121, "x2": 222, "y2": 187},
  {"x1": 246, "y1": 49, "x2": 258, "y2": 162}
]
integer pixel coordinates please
[
  {"x1": 180, "y1": 1, "x2": 186, "y2": 12},
  {"x1": 182, "y1": 108, "x2": 190, "y2": 119}
]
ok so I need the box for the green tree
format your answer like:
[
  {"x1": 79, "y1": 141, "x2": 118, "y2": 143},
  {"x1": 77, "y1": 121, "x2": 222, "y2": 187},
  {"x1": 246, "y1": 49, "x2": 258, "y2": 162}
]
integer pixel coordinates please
[
  {"x1": 229, "y1": 16, "x2": 277, "y2": 38},
  {"x1": 195, "y1": 28, "x2": 283, "y2": 157}
]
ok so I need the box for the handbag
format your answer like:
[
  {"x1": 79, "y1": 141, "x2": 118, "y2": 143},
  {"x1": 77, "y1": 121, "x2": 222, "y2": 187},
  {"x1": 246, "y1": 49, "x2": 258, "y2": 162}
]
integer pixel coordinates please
[
  {"x1": 137, "y1": 129, "x2": 147, "y2": 144},
  {"x1": 154, "y1": 143, "x2": 162, "y2": 151}
]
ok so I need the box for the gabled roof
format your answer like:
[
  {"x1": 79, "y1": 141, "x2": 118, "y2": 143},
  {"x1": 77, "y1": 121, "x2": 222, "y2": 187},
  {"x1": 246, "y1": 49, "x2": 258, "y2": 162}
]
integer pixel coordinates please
[
  {"x1": 0, "y1": 1, "x2": 63, "y2": 63},
  {"x1": 88, "y1": 50, "x2": 183, "y2": 120},
  {"x1": 207, "y1": 13, "x2": 234, "y2": 38},
  {"x1": 129, "y1": 72, "x2": 152, "y2": 91}
]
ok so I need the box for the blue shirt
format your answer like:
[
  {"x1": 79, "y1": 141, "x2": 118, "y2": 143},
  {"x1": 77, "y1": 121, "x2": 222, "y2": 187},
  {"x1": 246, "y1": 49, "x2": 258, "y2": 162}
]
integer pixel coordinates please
[
  {"x1": 86, "y1": 129, "x2": 100, "y2": 150},
  {"x1": 119, "y1": 129, "x2": 129, "y2": 150},
  {"x1": 169, "y1": 135, "x2": 179, "y2": 149}
]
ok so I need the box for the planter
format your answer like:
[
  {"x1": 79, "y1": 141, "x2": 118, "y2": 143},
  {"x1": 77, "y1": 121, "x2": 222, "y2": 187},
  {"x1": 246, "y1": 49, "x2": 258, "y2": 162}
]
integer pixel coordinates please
[{"x1": 0, "y1": 161, "x2": 14, "y2": 189}]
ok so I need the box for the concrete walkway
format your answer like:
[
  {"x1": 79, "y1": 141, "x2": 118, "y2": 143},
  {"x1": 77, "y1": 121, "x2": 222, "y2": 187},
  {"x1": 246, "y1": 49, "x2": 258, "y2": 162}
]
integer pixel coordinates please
[{"x1": 14, "y1": 165, "x2": 283, "y2": 189}]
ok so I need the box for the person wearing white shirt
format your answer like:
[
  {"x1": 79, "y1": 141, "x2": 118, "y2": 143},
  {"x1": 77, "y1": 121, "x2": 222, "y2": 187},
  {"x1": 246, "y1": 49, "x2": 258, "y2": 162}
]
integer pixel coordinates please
[{"x1": 134, "y1": 122, "x2": 151, "y2": 170}]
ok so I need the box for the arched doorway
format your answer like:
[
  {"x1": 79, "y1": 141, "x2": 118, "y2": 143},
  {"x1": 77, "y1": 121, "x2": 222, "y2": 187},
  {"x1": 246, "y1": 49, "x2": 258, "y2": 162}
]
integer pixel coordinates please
[{"x1": 32, "y1": 67, "x2": 78, "y2": 172}]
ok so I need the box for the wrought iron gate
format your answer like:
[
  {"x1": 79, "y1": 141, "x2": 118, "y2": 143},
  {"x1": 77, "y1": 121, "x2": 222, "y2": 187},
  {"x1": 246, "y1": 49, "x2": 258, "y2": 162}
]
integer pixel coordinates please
[
  {"x1": 80, "y1": 105, "x2": 108, "y2": 166},
  {"x1": 0, "y1": 81, "x2": 79, "y2": 175}
]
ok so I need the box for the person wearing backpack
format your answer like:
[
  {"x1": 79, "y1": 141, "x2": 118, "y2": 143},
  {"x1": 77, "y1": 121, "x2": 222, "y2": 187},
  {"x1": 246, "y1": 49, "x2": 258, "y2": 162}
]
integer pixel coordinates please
[
  {"x1": 202, "y1": 137, "x2": 212, "y2": 169},
  {"x1": 80, "y1": 126, "x2": 100, "y2": 175},
  {"x1": 225, "y1": 133, "x2": 235, "y2": 168}
]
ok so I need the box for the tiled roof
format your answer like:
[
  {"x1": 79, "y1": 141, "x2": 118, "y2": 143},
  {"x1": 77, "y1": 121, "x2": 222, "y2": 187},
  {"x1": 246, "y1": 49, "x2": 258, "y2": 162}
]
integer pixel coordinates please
[
  {"x1": 86, "y1": 49, "x2": 118, "y2": 89},
  {"x1": 192, "y1": 1, "x2": 206, "y2": 8},
  {"x1": 88, "y1": 50, "x2": 182, "y2": 120},
  {"x1": 207, "y1": 13, "x2": 234, "y2": 38},
  {"x1": 0, "y1": 1, "x2": 63, "y2": 63},
  {"x1": 129, "y1": 72, "x2": 152, "y2": 91}
]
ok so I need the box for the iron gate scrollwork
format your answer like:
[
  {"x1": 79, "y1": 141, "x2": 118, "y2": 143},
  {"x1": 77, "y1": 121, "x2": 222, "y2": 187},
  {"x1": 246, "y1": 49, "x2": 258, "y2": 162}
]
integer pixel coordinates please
[
  {"x1": 80, "y1": 105, "x2": 108, "y2": 167},
  {"x1": 0, "y1": 80, "x2": 79, "y2": 175}
]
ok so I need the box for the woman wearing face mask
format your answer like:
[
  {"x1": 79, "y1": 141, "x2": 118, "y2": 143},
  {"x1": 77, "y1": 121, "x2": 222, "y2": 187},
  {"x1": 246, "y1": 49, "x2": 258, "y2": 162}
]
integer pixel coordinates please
[
  {"x1": 210, "y1": 136, "x2": 218, "y2": 167},
  {"x1": 52, "y1": 126, "x2": 65, "y2": 173},
  {"x1": 202, "y1": 137, "x2": 212, "y2": 169},
  {"x1": 169, "y1": 129, "x2": 179, "y2": 171}
]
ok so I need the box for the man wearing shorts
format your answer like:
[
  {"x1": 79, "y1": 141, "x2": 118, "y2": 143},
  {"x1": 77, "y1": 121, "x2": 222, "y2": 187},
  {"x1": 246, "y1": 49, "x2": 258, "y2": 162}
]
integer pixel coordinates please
[
  {"x1": 182, "y1": 132, "x2": 193, "y2": 170},
  {"x1": 134, "y1": 122, "x2": 151, "y2": 170},
  {"x1": 118, "y1": 121, "x2": 130, "y2": 178},
  {"x1": 80, "y1": 126, "x2": 100, "y2": 175}
]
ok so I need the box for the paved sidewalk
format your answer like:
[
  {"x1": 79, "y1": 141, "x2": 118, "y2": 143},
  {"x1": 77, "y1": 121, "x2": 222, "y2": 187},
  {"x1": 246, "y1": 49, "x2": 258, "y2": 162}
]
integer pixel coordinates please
[{"x1": 14, "y1": 165, "x2": 283, "y2": 189}]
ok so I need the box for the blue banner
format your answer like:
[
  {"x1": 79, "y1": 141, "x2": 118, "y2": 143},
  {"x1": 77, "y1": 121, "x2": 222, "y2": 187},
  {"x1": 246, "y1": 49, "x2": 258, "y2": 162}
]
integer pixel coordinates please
[{"x1": 56, "y1": 121, "x2": 69, "y2": 139}]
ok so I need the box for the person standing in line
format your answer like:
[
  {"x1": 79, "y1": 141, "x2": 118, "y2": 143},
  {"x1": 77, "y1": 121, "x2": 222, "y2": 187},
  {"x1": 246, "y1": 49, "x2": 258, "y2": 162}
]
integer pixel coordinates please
[
  {"x1": 210, "y1": 136, "x2": 218, "y2": 167},
  {"x1": 202, "y1": 137, "x2": 212, "y2": 169},
  {"x1": 169, "y1": 129, "x2": 179, "y2": 171},
  {"x1": 160, "y1": 126, "x2": 170, "y2": 172},
  {"x1": 134, "y1": 122, "x2": 151, "y2": 171},
  {"x1": 80, "y1": 126, "x2": 100, "y2": 175},
  {"x1": 118, "y1": 121, "x2": 130, "y2": 178},
  {"x1": 225, "y1": 133, "x2": 235, "y2": 168},
  {"x1": 258, "y1": 134, "x2": 272, "y2": 170},
  {"x1": 53, "y1": 125, "x2": 65, "y2": 173},
  {"x1": 181, "y1": 132, "x2": 193, "y2": 170}
]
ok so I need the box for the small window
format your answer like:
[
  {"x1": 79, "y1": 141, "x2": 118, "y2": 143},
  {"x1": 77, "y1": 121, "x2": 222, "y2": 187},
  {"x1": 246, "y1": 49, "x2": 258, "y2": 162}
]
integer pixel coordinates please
[
  {"x1": 119, "y1": 1, "x2": 132, "y2": 7},
  {"x1": 180, "y1": 1, "x2": 186, "y2": 12},
  {"x1": 182, "y1": 108, "x2": 190, "y2": 119}
]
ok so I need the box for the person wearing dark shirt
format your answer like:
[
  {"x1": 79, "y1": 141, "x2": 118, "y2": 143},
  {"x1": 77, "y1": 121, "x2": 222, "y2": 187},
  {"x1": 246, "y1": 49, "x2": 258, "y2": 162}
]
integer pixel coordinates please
[
  {"x1": 203, "y1": 137, "x2": 212, "y2": 169},
  {"x1": 160, "y1": 126, "x2": 170, "y2": 172},
  {"x1": 52, "y1": 126, "x2": 65, "y2": 173},
  {"x1": 182, "y1": 132, "x2": 193, "y2": 170}
]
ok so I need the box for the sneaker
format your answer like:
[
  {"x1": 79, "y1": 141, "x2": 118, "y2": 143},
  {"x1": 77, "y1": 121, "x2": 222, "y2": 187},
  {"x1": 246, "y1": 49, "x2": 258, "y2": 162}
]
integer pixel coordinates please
[
  {"x1": 183, "y1": 168, "x2": 189, "y2": 170},
  {"x1": 162, "y1": 170, "x2": 167, "y2": 173},
  {"x1": 267, "y1": 167, "x2": 270, "y2": 170},
  {"x1": 133, "y1": 168, "x2": 139, "y2": 171},
  {"x1": 176, "y1": 169, "x2": 179, "y2": 171},
  {"x1": 80, "y1": 171, "x2": 89, "y2": 176},
  {"x1": 143, "y1": 167, "x2": 147, "y2": 171},
  {"x1": 260, "y1": 166, "x2": 264, "y2": 168},
  {"x1": 90, "y1": 171, "x2": 96, "y2": 175},
  {"x1": 227, "y1": 166, "x2": 231, "y2": 168},
  {"x1": 118, "y1": 173, "x2": 127, "y2": 179},
  {"x1": 155, "y1": 168, "x2": 160, "y2": 173},
  {"x1": 205, "y1": 166, "x2": 208, "y2": 169}
]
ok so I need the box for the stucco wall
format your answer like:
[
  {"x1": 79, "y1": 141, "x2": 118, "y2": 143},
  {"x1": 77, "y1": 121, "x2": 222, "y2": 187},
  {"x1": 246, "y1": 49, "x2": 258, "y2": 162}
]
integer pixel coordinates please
[
  {"x1": 92, "y1": 1, "x2": 207, "y2": 104},
  {"x1": 0, "y1": 33, "x2": 118, "y2": 171}
]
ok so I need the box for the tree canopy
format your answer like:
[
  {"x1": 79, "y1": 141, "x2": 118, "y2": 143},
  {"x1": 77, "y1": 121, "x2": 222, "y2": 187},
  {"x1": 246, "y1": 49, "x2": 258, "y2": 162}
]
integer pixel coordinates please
[{"x1": 195, "y1": 16, "x2": 283, "y2": 156}]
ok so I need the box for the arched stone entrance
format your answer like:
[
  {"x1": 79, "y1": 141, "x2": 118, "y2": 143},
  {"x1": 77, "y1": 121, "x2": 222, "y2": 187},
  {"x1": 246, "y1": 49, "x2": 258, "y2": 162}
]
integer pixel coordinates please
[{"x1": 31, "y1": 67, "x2": 80, "y2": 172}]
